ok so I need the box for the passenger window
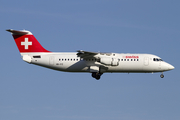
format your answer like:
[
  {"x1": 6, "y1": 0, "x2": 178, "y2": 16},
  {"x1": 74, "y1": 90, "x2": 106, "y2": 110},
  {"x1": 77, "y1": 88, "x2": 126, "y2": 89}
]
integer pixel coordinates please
[{"x1": 121, "y1": 59, "x2": 123, "y2": 61}]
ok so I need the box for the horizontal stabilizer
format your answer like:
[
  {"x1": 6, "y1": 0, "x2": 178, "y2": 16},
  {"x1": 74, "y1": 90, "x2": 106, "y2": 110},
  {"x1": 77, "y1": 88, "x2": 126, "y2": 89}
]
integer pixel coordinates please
[{"x1": 6, "y1": 29, "x2": 32, "y2": 35}]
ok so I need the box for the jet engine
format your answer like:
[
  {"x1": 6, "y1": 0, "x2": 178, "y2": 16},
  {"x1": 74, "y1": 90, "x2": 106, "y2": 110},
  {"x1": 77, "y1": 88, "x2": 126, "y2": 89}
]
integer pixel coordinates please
[{"x1": 99, "y1": 57, "x2": 119, "y2": 66}]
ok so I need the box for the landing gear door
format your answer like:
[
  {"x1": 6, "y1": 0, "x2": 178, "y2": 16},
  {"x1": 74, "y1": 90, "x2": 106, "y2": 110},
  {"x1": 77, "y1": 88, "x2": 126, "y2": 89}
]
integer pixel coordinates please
[
  {"x1": 144, "y1": 57, "x2": 149, "y2": 66},
  {"x1": 89, "y1": 66, "x2": 99, "y2": 72}
]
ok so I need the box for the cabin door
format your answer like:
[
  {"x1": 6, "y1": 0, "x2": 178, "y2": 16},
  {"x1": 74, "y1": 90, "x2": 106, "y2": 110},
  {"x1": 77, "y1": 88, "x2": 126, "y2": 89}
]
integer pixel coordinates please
[
  {"x1": 144, "y1": 57, "x2": 149, "y2": 66},
  {"x1": 49, "y1": 56, "x2": 54, "y2": 65}
]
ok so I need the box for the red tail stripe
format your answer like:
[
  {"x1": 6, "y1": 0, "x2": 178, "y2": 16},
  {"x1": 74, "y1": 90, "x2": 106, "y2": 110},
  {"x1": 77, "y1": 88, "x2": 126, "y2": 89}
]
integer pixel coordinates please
[{"x1": 13, "y1": 35, "x2": 50, "y2": 53}]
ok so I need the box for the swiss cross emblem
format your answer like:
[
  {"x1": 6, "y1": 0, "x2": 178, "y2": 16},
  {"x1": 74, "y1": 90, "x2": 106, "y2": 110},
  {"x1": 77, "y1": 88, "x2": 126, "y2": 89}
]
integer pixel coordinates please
[{"x1": 21, "y1": 38, "x2": 32, "y2": 49}]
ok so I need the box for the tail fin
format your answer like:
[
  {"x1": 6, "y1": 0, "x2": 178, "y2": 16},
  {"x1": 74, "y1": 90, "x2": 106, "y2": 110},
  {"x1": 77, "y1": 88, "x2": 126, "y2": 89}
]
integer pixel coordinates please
[{"x1": 7, "y1": 29, "x2": 50, "y2": 55}]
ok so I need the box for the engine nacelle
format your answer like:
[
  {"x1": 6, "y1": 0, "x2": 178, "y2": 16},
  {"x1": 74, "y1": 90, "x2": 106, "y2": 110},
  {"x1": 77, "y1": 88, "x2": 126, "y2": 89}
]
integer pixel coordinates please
[
  {"x1": 111, "y1": 58, "x2": 119, "y2": 66},
  {"x1": 100, "y1": 57, "x2": 119, "y2": 66}
]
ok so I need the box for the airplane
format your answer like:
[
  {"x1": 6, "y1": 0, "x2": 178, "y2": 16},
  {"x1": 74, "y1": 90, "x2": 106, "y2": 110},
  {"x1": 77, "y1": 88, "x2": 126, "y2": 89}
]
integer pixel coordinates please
[{"x1": 7, "y1": 29, "x2": 174, "y2": 80}]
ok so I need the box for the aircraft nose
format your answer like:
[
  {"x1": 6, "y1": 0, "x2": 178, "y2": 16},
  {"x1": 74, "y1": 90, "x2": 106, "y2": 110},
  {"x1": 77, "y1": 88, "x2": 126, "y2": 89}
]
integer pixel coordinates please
[{"x1": 169, "y1": 64, "x2": 175, "y2": 70}]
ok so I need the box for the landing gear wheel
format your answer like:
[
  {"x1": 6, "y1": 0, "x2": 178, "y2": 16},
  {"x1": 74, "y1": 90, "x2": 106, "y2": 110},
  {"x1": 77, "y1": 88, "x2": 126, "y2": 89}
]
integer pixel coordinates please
[
  {"x1": 92, "y1": 72, "x2": 96, "y2": 78},
  {"x1": 91, "y1": 72, "x2": 102, "y2": 80},
  {"x1": 160, "y1": 74, "x2": 164, "y2": 78},
  {"x1": 95, "y1": 74, "x2": 101, "y2": 80}
]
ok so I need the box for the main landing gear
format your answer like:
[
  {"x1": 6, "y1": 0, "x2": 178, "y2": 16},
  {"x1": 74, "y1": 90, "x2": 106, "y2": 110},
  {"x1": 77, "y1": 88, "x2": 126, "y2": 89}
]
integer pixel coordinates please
[
  {"x1": 160, "y1": 72, "x2": 164, "y2": 78},
  {"x1": 91, "y1": 72, "x2": 103, "y2": 80}
]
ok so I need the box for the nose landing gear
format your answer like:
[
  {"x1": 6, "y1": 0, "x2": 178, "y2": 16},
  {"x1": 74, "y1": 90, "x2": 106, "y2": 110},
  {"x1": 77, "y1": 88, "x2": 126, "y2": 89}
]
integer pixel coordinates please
[{"x1": 160, "y1": 73, "x2": 164, "y2": 78}]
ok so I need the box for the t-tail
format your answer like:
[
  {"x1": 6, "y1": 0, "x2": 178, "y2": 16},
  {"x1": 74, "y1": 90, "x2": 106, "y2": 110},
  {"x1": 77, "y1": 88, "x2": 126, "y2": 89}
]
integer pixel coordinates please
[
  {"x1": 7, "y1": 29, "x2": 51, "y2": 63},
  {"x1": 6, "y1": 29, "x2": 50, "y2": 55}
]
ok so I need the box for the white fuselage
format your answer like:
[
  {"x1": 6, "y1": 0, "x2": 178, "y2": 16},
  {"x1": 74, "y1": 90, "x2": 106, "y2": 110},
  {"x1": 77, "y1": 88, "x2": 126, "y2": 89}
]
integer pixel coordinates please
[{"x1": 24, "y1": 52, "x2": 174, "y2": 73}]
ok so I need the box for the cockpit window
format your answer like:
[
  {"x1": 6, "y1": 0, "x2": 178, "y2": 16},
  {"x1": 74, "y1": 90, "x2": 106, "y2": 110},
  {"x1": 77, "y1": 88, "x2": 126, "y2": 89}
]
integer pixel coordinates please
[{"x1": 153, "y1": 58, "x2": 163, "y2": 61}]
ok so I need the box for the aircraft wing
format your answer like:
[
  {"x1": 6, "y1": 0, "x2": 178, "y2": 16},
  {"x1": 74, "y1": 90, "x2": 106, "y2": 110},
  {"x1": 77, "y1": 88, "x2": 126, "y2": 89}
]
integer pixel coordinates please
[
  {"x1": 76, "y1": 50, "x2": 99, "y2": 58},
  {"x1": 77, "y1": 50, "x2": 112, "y2": 59}
]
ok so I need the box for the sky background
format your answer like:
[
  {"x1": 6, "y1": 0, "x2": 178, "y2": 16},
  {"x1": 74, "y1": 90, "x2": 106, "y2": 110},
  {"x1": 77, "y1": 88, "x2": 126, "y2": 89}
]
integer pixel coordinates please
[{"x1": 0, "y1": 0, "x2": 180, "y2": 120}]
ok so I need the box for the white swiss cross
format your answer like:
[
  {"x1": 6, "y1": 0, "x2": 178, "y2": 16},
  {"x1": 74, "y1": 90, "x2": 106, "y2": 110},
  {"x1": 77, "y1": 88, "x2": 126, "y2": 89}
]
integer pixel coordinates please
[{"x1": 21, "y1": 38, "x2": 32, "y2": 49}]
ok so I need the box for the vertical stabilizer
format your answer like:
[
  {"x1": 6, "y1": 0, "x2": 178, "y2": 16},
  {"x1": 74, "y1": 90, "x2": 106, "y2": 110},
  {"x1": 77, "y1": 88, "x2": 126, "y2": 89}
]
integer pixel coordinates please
[{"x1": 6, "y1": 29, "x2": 50, "y2": 55}]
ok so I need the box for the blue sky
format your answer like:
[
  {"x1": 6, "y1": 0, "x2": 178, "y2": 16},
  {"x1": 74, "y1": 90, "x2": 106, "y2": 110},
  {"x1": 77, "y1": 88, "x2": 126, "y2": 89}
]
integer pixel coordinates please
[{"x1": 0, "y1": 0, "x2": 180, "y2": 120}]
